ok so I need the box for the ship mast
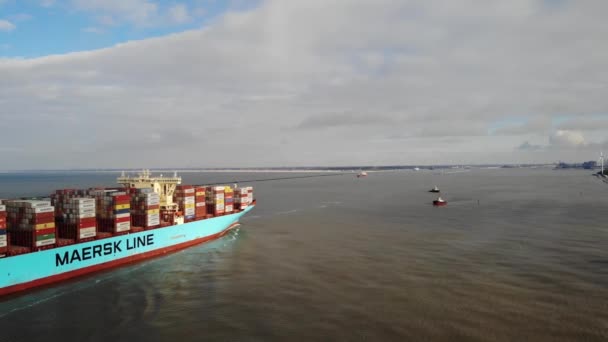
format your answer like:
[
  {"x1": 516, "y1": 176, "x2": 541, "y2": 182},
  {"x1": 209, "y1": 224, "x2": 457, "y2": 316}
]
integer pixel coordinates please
[{"x1": 116, "y1": 169, "x2": 182, "y2": 210}]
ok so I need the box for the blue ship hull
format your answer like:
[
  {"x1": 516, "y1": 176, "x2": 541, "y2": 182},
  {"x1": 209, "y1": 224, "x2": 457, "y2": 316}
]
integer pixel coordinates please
[{"x1": 0, "y1": 205, "x2": 254, "y2": 296}]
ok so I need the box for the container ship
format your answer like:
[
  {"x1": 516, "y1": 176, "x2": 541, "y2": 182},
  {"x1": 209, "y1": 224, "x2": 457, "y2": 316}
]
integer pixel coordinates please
[{"x1": 0, "y1": 170, "x2": 255, "y2": 297}]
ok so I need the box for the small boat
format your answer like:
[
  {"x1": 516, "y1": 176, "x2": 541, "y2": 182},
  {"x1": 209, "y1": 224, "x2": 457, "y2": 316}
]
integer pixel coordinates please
[
  {"x1": 356, "y1": 171, "x2": 368, "y2": 178},
  {"x1": 429, "y1": 186, "x2": 440, "y2": 193},
  {"x1": 433, "y1": 196, "x2": 447, "y2": 206}
]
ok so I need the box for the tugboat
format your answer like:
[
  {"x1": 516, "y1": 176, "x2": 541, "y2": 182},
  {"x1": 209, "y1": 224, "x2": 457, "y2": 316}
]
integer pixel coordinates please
[
  {"x1": 429, "y1": 186, "x2": 440, "y2": 193},
  {"x1": 356, "y1": 171, "x2": 368, "y2": 178},
  {"x1": 433, "y1": 196, "x2": 447, "y2": 206}
]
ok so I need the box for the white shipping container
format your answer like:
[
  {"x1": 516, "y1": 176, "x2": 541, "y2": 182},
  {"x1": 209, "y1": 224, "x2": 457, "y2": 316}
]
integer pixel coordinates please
[
  {"x1": 147, "y1": 213, "x2": 160, "y2": 220},
  {"x1": 184, "y1": 208, "x2": 195, "y2": 215},
  {"x1": 146, "y1": 199, "x2": 160, "y2": 206},
  {"x1": 0, "y1": 235, "x2": 6, "y2": 242},
  {"x1": 68, "y1": 203, "x2": 95, "y2": 208},
  {"x1": 79, "y1": 227, "x2": 97, "y2": 239},
  {"x1": 182, "y1": 188, "x2": 195, "y2": 194},
  {"x1": 196, "y1": 202, "x2": 206, "y2": 207},
  {"x1": 0, "y1": 241, "x2": 7, "y2": 248},
  {"x1": 69, "y1": 210, "x2": 95, "y2": 218},
  {"x1": 184, "y1": 197, "x2": 195, "y2": 204},
  {"x1": 28, "y1": 206, "x2": 55, "y2": 214},
  {"x1": 116, "y1": 221, "x2": 130, "y2": 232},
  {"x1": 36, "y1": 238, "x2": 56, "y2": 247},
  {"x1": 70, "y1": 208, "x2": 95, "y2": 214},
  {"x1": 0, "y1": 205, "x2": 5, "y2": 211},
  {"x1": 71, "y1": 197, "x2": 95, "y2": 203},
  {"x1": 115, "y1": 213, "x2": 130, "y2": 219},
  {"x1": 73, "y1": 212, "x2": 96, "y2": 219},
  {"x1": 69, "y1": 204, "x2": 95, "y2": 210},
  {"x1": 225, "y1": 205, "x2": 233, "y2": 212},
  {"x1": 215, "y1": 203, "x2": 225, "y2": 210},
  {"x1": 24, "y1": 200, "x2": 52, "y2": 208}
]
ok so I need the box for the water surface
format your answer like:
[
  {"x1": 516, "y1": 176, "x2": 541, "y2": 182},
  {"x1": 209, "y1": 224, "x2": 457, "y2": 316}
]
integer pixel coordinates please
[{"x1": 0, "y1": 168, "x2": 607, "y2": 341}]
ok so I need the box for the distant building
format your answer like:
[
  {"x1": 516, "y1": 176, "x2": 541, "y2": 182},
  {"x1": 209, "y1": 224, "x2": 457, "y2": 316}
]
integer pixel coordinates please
[{"x1": 555, "y1": 161, "x2": 596, "y2": 169}]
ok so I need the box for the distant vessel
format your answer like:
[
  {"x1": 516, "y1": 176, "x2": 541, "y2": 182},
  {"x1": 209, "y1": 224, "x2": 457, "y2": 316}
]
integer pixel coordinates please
[
  {"x1": 429, "y1": 186, "x2": 440, "y2": 193},
  {"x1": 356, "y1": 171, "x2": 368, "y2": 178},
  {"x1": 414, "y1": 167, "x2": 420, "y2": 171},
  {"x1": 433, "y1": 196, "x2": 447, "y2": 206}
]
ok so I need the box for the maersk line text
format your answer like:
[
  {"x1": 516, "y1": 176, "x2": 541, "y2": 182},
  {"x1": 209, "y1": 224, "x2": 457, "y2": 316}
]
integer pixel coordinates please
[{"x1": 55, "y1": 234, "x2": 155, "y2": 266}]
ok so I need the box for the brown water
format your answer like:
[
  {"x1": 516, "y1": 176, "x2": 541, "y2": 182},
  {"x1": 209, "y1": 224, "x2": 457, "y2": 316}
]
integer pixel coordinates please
[{"x1": 0, "y1": 168, "x2": 607, "y2": 341}]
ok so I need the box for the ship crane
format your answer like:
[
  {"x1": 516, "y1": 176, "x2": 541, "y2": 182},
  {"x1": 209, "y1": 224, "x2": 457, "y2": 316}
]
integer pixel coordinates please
[{"x1": 116, "y1": 169, "x2": 182, "y2": 212}]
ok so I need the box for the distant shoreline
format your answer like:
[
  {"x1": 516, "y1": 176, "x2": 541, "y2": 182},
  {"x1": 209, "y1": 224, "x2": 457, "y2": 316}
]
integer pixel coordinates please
[{"x1": 0, "y1": 164, "x2": 559, "y2": 173}]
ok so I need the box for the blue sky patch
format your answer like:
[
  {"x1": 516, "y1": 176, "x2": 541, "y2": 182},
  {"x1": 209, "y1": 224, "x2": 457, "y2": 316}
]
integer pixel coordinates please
[{"x1": 0, "y1": 0, "x2": 259, "y2": 58}]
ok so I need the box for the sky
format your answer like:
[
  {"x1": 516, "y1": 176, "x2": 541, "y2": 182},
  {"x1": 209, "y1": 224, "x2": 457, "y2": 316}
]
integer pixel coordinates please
[{"x1": 1, "y1": 0, "x2": 607, "y2": 169}]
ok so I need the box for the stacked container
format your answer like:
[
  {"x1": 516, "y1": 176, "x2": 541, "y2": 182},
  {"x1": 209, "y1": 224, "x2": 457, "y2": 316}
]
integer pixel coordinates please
[
  {"x1": 95, "y1": 191, "x2": 131, "y2": 234},
  {"x1": 224, "y1": 186, "x2": 234, "y2": 214},
  {"x1": 130, "y1": 188, "x2": 161, "y2": 229},
  {"x1": 206, "y1": 186, "x2": 225, "y2": 216},
  {"x1": 235, "y1": 187, "x2": 249, "y2": 210},
  {"x1": 6, "y1": 200, "x2": 56, "y2": 250},
  {"x1": 175, "y1": 185, "x2": 196, "y2": 220},
  {"x1": 63, "y1": 198, "x2": 97, "y2": 241},
  {"x1": 194, "y1": 186, "x2": 207, "y2": 219},
  {"x1": 0, "y1": 202, "x2": 6, "y2": 257},
  {"x1": 53, "y1": 190, "x2": 97, "y2": 242}
]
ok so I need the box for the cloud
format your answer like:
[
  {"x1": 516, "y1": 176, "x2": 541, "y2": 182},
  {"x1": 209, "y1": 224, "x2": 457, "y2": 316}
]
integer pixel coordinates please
[
  {"x1": 549, "y1": 130, "x2": 586, "y2": 147},
  {"x1": 71, "y1": 0, "x2": 159, "y2": 27},
  {"x1": 10, "y1": 14, "x2": 33, "y2": 22},
  {"x1": 518, "y1": 141, "x2": 544, "y2": 151},
  {"x1": 295, "y1": 112, "x2": 396, "y2": 130},
  {"x1": 82, "y1": 27, "x2": 105, "y2": 34},
  {"x1": 492, "y1": 116, "x2": 551, "y2": 136},
  {"x1": 168, "y1": 4, "x2": 191, "y2": 24},
  {"x1": 2, "y1": 0, "x2": 608, "y2": 168},
  {"x1": 0, "y1": 19, "x2": 15, "y2": 32},
  {"x1": 556, "y1": 116, "x2": 608, "y2": 132},
  {"x1": 40, "y1": 0, "x2": 55, "y2": 7}
]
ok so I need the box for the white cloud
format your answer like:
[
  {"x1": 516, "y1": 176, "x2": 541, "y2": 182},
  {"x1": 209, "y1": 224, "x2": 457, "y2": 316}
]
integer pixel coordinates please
[
  {"x1": 1, "y1": 0, "x2": 608, "y2": 168},
  {"x1": 10, "y1": 14, "x2": 32, "y2": 22},
  {"x1": 0, "y1": 19, "x2": 15, "y2": 32},
  {"x1": 71, "y1": 0, "x2": 159, "y2": 27},
  {"x1": 549, "y1": 130, "x2": 586, "y2": 147},
  {"x1": 40, "y1": 0, "x2": 55, "y2": 7},
  {"x1": 168, "y1": 4, "x2": 191, "y2": 24},
  {"x1": 82, "y1": 27, "x2": 104, "y2": 34}
]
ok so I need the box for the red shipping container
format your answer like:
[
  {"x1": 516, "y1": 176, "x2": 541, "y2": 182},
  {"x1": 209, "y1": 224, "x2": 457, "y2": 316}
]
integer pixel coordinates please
[
  {"x1": 31, "y1": 216, "x2": 55, "y2": 224},
  {"x1": 76, "y1": 217, "x2": 96, "y2": 225},
  {"x1": 30, "y1": 212, "x2": 54, "y2": 219},
  {"x1": 36, "y1": 228, "x2": 56, "y2": 236},
  {"x1": 77, "y1": 222, "x2": 96, "y2": 229},
  {"x1": 112, "y1": 195, "x2": 130, "y2": 202},
  {"x1": 115, "y1": 216, "x2": 130, "y2": 223},
  {"x1": 0, "y1": 217, "x2": 5, "y2": 224}
]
